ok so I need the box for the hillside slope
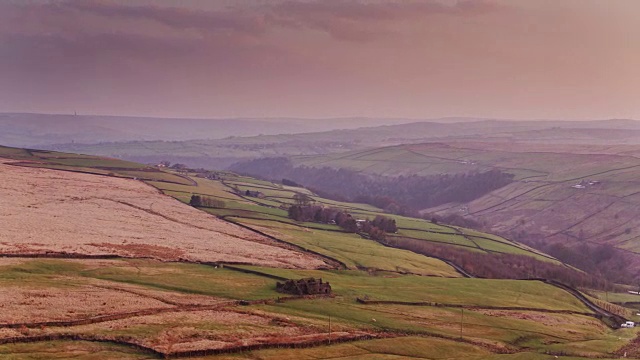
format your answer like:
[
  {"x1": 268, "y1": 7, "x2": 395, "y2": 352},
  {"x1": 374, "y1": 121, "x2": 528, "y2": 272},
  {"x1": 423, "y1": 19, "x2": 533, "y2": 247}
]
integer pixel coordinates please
[
  {"x1": 271, "y1": 141, "x2": 640, "y2": 279},
  {"x1": 0, "y1": 156, "x2": 327, "y2": 269},
  {"x1": 45, "y1": 118, "x2": 640, "y2": 169},
  {"x1": 1, "y1": 145, "x2": 638, "y2": 358}
]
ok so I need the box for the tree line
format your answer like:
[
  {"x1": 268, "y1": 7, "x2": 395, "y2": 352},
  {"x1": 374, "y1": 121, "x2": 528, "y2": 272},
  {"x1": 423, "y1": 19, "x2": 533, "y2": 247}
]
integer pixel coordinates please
[
  {"x1": 387, "y1": 237, "x2": 615, "y2": 290},
  {"x1": 229, "y1": 158, "x2": 513, "y2": 214},
  {"x1": 288, "y1": 204, "x2": 397, "y2": 241},
  {"x1": 511, "y1": 230, "x2": 638, "y2": 286},
  {"x1": 189, "y1": 195, "x2": 225, "y2": 208}
]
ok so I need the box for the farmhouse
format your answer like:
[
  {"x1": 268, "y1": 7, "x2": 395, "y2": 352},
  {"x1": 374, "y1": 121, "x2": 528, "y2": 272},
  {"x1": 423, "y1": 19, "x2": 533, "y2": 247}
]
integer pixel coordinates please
[
  {"x1": 276, "y1": 278, "x2": 332, "y2": 296},
  {"x1": 245, "y1": 190, "x2": 265, "y2": 198}
]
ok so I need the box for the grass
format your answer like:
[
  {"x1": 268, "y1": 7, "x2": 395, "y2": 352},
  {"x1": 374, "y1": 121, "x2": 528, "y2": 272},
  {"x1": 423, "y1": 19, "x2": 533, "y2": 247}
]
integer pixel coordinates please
[
  {"x1": 257, "y1": 299, "x2": 601, "y2": 351},
  {"x1": 0, "y1": 145, "x2": 189, "y2": 184},
  {"x1": 395, "y1": 229, "x2": 475, "y2": 246},
  {"x1": 236, "y1": 267, "x2": 589, "y2": 311},
  {"x1": 208, "y1": 336, "x2": 494, "y2": 360},
  {"x1": 588, "y1": 290, "x2": 640, "y2": 304},
  {"x1": 177, "y1": 173, "x2": 558, "y2": 264},
  {"x1": 81, "y1": 260, "x2": 281, "y2": 300},
  {"x1": 38, "y1": 157, "x2": 146, "y2": 169},
  {"x1": 0, "y1": 260, "x2": 88, "y2": 287},
  {"x1": 229, "y1": 217, "x2": 460, "y2": 277},
  {"x1": 0, "y1": 257, "x2": 622, "y2": 359},
  {"x1": 0, "y1": 258, "x2": 279, "y2": 300},
  {"x1": 0, "y1": 341, "x2": 151, "y2": 360},
  {"x1": 292, "y1": 144, "x2": 640, "y2": 255},
  {"x1": 0, "y1": 145, "x2": 633, "y2": 359}
]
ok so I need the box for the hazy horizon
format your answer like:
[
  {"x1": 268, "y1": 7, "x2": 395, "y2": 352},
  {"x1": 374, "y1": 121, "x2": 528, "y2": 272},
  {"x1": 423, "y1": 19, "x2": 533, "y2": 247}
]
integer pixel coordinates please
[
  {"x1": 1, "y1": 0, "x2": 638, "y2": 120},
  {"x1": 3, "y1": 111, "x2": 639, "y2": 123}
]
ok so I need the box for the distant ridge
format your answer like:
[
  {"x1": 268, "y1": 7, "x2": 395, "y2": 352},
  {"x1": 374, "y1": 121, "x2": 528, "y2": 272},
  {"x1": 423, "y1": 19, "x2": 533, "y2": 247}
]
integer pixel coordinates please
[{"x1": 2, "y1": 112, "x2": 638, "y2": 148}]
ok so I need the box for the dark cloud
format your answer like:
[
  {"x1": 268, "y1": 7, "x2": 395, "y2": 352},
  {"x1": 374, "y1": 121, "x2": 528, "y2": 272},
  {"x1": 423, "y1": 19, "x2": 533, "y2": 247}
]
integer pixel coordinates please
[
  {"x1": 271, "y1": 0, "x2": 498, "y2": 21},
  {"x1": 266, "y1": 0, "x2": 500, "y2": 41},
  {"x1": 66, "y1": 1, "x2": 268, "y2": 36},
  {"x1": 0, "y1": 0, "x2": 500, "y2": 42}
]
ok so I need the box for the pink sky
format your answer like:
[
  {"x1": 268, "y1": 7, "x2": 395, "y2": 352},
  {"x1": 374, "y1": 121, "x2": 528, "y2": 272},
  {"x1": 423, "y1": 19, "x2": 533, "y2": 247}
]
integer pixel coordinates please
[{"x1": 0, "y1": 0, "x2": 638, "y2": 119}]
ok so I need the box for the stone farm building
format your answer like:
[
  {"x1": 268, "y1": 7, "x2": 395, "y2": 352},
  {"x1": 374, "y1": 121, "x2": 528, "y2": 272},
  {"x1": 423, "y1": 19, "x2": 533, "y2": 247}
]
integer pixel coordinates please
[{"x1": 276, "y1": 278, "x2": 332, "y2": 296}]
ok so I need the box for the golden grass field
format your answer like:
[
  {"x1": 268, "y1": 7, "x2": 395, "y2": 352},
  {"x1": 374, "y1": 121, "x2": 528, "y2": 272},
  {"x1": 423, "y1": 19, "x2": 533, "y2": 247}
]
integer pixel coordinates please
[{"x1": 0, "y1": 159, "x2": 327, "y2": 269}]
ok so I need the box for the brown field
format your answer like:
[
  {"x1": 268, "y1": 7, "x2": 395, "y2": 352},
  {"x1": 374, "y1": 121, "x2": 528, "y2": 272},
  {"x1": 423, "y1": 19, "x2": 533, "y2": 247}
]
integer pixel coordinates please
[
  {"x1": 0, "y1": 159, "x2": 327, "y2": 269},
  {"x1": 49, "y1": 309, "x2": 357, "y2": 353},
  {"x1": 0, "y1": 281, "x2": 173, "y2": 324},
  {"x1": 0, "y1": 302, "x2": 367, "y2": 354}
]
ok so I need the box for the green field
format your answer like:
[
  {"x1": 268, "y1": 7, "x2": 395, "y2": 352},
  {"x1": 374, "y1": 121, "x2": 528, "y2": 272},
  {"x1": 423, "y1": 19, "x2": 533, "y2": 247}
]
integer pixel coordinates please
[
  {"x1": 230, "y1": 217, "x2": 460, "y2": 277},
  {"x1": 146, "y1": 170, "x2": 562, "y2": 265},
  {"x1": 0, "y1": 341, "x2": 150, "y2": 360},
  {"x1": 290, "y1": 142, "x2": 640, "y2": 259},
  {"x1": 0, "y1": 145, "x2": 190, "y2": 184},
  {"x1": 0, "y1": 145, "x2": 635, "y2": 359},
  {"x1": 1, "y1": 258, "x2": 632, "y2": 359}
]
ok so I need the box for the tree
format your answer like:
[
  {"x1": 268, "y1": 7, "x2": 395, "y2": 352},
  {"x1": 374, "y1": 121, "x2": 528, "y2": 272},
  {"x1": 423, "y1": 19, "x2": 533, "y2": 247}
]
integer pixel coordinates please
[
  {"x1": 282, "y1": 178, "x2": 302, "y2": 187},
  {"x1": 189, "y1": 195, "x2": 202, "y2": 207},
  {"x1": 288, "y1": 205, "x2": 302, "y2": 221},
  {"x1": 171, "y1": 163, "x2": 188, "y2": 170},
  {"x1": 340, "y1": 217, "x2": 358, "y2": 233},
  {"x1": 372, "y1": 215, "x2": 397, "y2": 233},
  {"x1": 293, "y1": 193, "x2": 313, "y2": 206}
]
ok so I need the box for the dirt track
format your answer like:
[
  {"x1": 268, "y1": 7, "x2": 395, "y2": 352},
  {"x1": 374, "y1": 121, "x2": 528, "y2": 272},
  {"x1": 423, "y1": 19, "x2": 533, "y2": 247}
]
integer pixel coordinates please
[{"x1": 0, "y1": 159, "x2": 326, "y2": 269}]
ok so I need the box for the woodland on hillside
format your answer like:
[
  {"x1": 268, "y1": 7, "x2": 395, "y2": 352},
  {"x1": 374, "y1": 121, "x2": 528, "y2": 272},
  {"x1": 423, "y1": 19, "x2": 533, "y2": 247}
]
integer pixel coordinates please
[
  {"x1": 389, "y1": 239, "x2": 615, "y2": 290},
  {"x1": 230, "y1": 158, "x2": 514, "y2": 214}
]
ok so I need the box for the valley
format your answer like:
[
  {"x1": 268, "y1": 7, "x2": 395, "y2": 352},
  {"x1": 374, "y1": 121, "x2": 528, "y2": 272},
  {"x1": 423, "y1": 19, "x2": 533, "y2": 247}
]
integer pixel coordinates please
[
  {"x1": 0, "y1": 145, "x2": 639, "y2": 359},
  {"x1": 231, "y1": 139, "x2": 640, "y2": 283}
]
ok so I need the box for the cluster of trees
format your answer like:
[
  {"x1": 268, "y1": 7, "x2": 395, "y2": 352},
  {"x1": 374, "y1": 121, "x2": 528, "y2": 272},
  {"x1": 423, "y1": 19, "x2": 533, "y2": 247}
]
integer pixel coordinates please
[
  {"x1": 282, "y1": 178, "x2": 302, "y2": 187},
  {"x1": 288, "y1": 205, "x2": 358, "y2": 232},
  {"x1": 514, "y1": 232, "x2": 637, "y2": 285},
  {"x1": 189, "y1": 195, "x2": 225, "y2": 208},
  {"x1": 390, "y1": 237, "x2": 615, "y2": 290},
  {"x1": 370, "y1": 215, "x2": 398, "y2": 233},
  {"x1": 287, "y1": 204, "x2": 396, "y2": 241},
  {"x1": 424, "y1": 213, "x2": 483, "y2": 229},
  {"x1": 171, "y1": 163, "x2": 188, "y2": 170},
  {"x1": 229, "y1": 158, "x2": 513, "y2": 214},
  {"x1": 359, "y1": 220, "x2": 387, "y2": 241}
]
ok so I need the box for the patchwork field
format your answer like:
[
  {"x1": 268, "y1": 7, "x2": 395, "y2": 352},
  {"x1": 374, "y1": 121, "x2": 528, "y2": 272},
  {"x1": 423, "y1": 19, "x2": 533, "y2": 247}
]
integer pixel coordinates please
[
  {"x1": 0, "y1": 145, "x2": 638, "y2": 359},
  {"x1": 293, "y1": 142, "x2": 640, "y2": 262},
  {"x1": 152, "y1": 168, "x2": 558, "y2": 265},
  {"x1": 0, "y1": 257, "x2": 634, "y2": 359}
]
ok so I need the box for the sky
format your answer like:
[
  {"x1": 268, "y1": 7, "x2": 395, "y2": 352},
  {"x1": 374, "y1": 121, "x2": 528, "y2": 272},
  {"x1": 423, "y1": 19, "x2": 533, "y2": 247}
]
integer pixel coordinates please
[{"x1": 0, "y1": 0, "x2": 638, "y2": 120}]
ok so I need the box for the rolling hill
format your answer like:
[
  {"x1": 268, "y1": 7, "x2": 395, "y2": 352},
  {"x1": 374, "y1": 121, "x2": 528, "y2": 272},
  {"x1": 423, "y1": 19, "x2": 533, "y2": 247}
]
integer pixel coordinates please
[
  {"x1": 0, "y1": 144, "x2": 637, "y2": 358},
  {"x1": 44, "y1": 118, "x2": 640, "y2": 170},
  {"x1": 258, "y1": 141, "x2": 640, "y2": 280},
  {"x1": 0, "y1": 113, "x2": 431, "y2": 148}
]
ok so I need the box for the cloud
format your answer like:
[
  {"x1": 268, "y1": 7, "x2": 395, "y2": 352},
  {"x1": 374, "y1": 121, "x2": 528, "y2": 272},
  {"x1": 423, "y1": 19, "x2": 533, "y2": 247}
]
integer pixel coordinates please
[
  {"x1": 67, "y1": 1, "x2": 268, "y2": 36},
  {"x1": 0, "y1": 0, "x2": 501, "y2": 42},
  {"x1": 266, "y1": 0, "x2": 501, "y2": 41},
  {"x1": 0, "y1": 0, "x2": 268, "y2": 43}
]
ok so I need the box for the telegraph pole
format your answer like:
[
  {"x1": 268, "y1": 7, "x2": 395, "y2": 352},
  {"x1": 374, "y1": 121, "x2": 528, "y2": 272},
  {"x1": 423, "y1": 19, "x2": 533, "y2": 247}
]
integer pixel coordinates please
[{"x1": 460, "y1": 308, "x2": 464, "y2": 339}]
